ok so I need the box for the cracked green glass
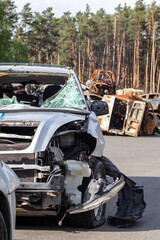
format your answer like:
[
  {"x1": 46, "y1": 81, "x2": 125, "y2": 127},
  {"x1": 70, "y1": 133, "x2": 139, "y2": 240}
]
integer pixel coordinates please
[
  {"x1": 42, "y1": 76, "x2": 86, "y2": 109},
  {"x1": 0, "y1": 96, "x2": 18, "y2": 106}
]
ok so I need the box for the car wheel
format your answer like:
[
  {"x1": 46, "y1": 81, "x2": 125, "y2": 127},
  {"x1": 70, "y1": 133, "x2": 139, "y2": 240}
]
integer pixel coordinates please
[
  {"x1": 0, "y1": 211, "x2": 8, "y2": 240},
  {"x1": 68, "y1": 160, "x2": 106, "y2": 228},
  {"x1": 152, "y1": 127, "x2": 158, "y2": 135}
]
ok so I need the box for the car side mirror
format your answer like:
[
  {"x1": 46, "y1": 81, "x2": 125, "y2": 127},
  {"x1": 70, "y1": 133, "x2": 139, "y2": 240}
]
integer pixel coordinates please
[{"x1": 91, "y1": 100, "x2": 109, "y2": 116}]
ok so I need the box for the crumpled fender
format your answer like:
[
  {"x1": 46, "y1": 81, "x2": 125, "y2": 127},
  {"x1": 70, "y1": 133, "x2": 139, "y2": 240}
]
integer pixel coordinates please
[
  {"x1": 0, "y1": 161, "x2": 20, "y2": 194},
  {"x1": 67, "y1": 156, "x2": 146, "y2": 228}
]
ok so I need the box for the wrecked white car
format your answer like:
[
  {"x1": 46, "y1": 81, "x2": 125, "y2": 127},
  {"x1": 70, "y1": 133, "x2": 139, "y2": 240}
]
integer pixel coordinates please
[{"x1": 0, "y1": 64, "x2": 145, "y2": 228}]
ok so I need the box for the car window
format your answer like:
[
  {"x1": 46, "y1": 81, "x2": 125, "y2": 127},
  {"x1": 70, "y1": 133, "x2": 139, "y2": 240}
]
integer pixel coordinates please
[{"x1": 0, "y1": 73, "x2": 87, "y2": 110}]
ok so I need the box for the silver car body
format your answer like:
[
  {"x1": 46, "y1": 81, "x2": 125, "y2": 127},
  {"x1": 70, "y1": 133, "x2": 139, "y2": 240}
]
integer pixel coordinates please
[
  {"x1": 0, "y1": 65, "x2": 104, "y2": 156},
  {"x1": 0, "y1": 64, "x2": 108, "y2": 214}
]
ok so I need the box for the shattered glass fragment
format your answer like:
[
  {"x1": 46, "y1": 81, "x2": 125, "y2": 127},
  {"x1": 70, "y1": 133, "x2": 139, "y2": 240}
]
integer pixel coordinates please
[{"x1": 0, "y1": 96, "x2": 18, "y2": 106}]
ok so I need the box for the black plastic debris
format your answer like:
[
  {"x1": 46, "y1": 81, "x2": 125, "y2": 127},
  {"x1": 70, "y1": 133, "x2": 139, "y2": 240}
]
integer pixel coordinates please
[{"x1": 107, "y1": 176, "x2": 146, "y2": 228}]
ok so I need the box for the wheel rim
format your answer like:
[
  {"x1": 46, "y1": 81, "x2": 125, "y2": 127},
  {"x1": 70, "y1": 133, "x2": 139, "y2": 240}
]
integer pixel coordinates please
[{"x1": 93, "y1": 165, "x2": 106, "y2": 222}]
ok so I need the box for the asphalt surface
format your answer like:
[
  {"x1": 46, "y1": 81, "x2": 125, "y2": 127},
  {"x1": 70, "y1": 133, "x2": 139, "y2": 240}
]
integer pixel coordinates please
[{"x1": 14, "y1": 135, "x2": 160, "y2": 240}]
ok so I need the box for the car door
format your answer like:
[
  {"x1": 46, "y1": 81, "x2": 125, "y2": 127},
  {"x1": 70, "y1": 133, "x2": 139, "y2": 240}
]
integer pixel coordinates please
[
  {"x1": 98, "y1": 96, "x2": 115, "y2": 132},
  {"x1": 125, "y1": 101, "x2": 146, "y2": 137}
]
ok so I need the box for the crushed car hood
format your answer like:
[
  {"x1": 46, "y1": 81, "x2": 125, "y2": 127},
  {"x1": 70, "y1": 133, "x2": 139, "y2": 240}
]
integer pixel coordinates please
[{"x1": 0, "y1": 107, "x2": 104, "y2": 156}]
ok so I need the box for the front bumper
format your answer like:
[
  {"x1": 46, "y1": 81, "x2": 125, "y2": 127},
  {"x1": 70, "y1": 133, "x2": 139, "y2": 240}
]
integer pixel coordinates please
[{"x1": 67, "y1": 175, "x2": 125, "y2": 214}]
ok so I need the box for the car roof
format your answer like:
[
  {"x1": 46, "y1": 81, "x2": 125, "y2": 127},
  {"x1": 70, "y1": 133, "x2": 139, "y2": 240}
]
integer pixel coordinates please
[
  {"x1": 0, "y1": 63, "x2": 70, "y2": 74},
  {"x1": 0, "y1": 63, "x2": 71, "y2": 84}
]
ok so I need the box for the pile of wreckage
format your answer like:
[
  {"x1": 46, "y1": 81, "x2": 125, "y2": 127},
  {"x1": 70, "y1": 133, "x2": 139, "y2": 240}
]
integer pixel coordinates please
[
  {"x1": 83, "y1": 70, "x2": 160, "y2": 137},
  {"x1": 85, "y1": 69, "x2": 116, "y2": 96}
]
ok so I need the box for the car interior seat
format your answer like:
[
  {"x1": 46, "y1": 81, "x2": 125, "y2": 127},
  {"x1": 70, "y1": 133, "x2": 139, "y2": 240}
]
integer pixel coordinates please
[{"x1": 43, "y1": 85, "x2": 62, "y2": 101}]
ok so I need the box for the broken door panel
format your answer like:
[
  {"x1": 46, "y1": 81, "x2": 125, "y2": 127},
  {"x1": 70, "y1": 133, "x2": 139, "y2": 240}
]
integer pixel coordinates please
[
  {"x1": 98, "y1": 96, "x2": 115, "y2": 132},
  {"x1": 125, "y1": 101, "x2": 146, "y2": 137},
  {"x1": 109, "y1": 98, "x2": 128, "y2": 135}
]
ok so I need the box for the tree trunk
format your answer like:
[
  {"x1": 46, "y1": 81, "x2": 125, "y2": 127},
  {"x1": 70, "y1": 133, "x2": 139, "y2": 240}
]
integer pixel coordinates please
[
  {"x1": 145, "y1": 49, "x2": 149, "y2": 93},
  {"x1": 102, "y1": 46, "x2": 106, "y2": 69},
  {"x1": 116, "y1": 32, "x2": 124, "y2": 87},
  {"x1": 108, "y1": 45, "x2": 111, "y2": 70},
  {"x1": 50, "y1": 54, "x2": 53, "y2": 65},
  {"x1": 72, "y1": 40, "x2": 77, "y2": 72},
  {"x1": 82, "y1": 46, "x2": 86, "y2": 82},
  {"x1": 152, "y1": 22, "x2": 156, "y2": 93},
  {"x1": 136, "y1": 37, "x2": 140, "y2": 88},
  {"x1": 38, "y1": 50, "x2": 41, "y2": 63},
  {"x1": 45, "y1": 22, "x2": 49, "y2": 64},
  {"x1": 78, "y1": 48, "x2": 82, "y2": 82},
  {"x1": 105, "y1": 25, "x2": 109, "y2": 70},
  {"x1": 122, "y1": 31, "x2": 125, "y2": 88},
  {"x1": 112, "y1": 16, "x2": 116, "y2": 74},
  {"x1": 87, "y1": 30, "x2": 90, "y2": 78},
  {"x1": 57, "y1": 45, "x2": 60, "y2": 65},
  {"x1": 157, "y1": 70, "x2": 160, "y2": 93},
  {"x1": 133, "y1": 39, "x2": 136, "y2": 89},
  {"x1": 35, "y1": 44, "x2": 38, "y2": 63},
  {"x1": 89, "y1": 43, "x2": 94, "y2": 78},
  {"x1": 17, "y1": 21, "x2": 22, "y2": 42},
  {"x1": 150, "y1": 54, "x2": 153, "y2": 93}
]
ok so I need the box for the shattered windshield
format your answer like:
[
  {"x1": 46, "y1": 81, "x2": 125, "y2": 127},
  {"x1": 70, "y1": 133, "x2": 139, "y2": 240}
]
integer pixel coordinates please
[
  {"x1": 42, "y1": 75, "x2": 87, "y2": 110},
  {"x1": 0, "y1": 74, "x2": 87, "y2": 110}
]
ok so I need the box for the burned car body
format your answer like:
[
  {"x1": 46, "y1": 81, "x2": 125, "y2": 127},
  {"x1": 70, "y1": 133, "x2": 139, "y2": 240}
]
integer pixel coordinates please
[
  {"x1": 0, "y1": 64, "x2": 145, "y2": 228},
  {"x1": 116, "y1": 88, "x2": 144, "y2": 96},
  {"x1": 140, "y1": 93, "x2": 160, "y2": 113},
  {"x1": 98, "y1": 95, "x2": 158, "y2": 137},
  {"x1": 86, "y1": 69, "x2": 116, "y2": 96}
]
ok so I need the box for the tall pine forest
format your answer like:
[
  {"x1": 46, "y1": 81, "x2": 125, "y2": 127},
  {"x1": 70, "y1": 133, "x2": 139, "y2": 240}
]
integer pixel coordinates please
[{"x1": 0, "y1": 0, "x2": 160, "y2": 93}]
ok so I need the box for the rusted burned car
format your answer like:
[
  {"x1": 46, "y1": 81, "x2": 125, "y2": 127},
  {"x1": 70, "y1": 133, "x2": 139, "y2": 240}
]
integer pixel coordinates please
[
  {"x1": 140, "y1": 93, "x2": 160, "y2": 113},
  {"x1": 140, "y1": 93, "x2": 160, "y2": 100},
  {"x1": 99, "y1": 95, "x2": 158, "y2": 137},
  {"x1": 0, "y1": 64, "x2": 145, "y2": 228},
  {"x1": 86, "y1": 69, "x2": 116, "y2": 96},
  {"x1": 116, "y1": 88, "x2": 144, "y2": 97}
]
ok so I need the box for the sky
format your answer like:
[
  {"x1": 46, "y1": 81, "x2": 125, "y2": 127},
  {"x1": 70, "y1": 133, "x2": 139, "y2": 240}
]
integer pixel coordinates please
[{"x1": 13, "y1": 0, "x2": 159, "y2": 17}]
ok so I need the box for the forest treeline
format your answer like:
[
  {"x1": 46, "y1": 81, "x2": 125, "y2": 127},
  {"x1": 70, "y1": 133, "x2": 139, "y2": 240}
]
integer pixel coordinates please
[{"x1": 0, "y1": 0, "x2": 160, "y2": 92}]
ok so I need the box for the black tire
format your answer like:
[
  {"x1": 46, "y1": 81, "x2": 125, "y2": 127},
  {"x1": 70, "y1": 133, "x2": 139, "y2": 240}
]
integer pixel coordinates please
[
  {"x1": 0, "y1": 211, "x2": 8, "y2": 240},
  {"x1": 152, "y1": 127, "x2": 158, "y2": 135},
  {"x1": 68, "y1": 160, "x2": 106, "y2": 228}
]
